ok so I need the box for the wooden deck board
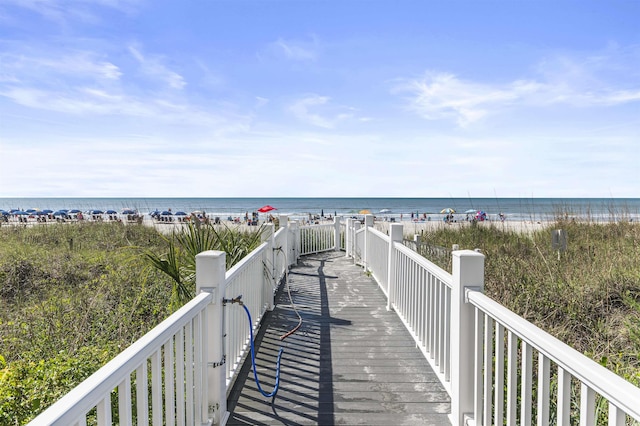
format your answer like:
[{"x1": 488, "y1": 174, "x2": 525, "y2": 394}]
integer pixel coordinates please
[{"x1": 226, "y1": 251, "x2": 451, "y2": 425}]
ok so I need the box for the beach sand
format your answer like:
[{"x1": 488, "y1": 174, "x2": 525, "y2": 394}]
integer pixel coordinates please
[
  {"x1": 0, "y1": 214, "x2": 556, "y2": 236},
  {"x1": 372, "y1": 219, "x2": 550, "y2": 235}
]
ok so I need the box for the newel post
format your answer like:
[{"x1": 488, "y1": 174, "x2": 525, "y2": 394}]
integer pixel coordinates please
[
  {"x1": 261, "y1": 223, "x2": 276, "y2": 310},
  {"x1": 450, "y1": 250, "x2": 484, "y2": 426},
  {"x1": 363, "y1": 214, "x2": 374, "y2": 271},
  {"x1": 196, "y1": 250, "x2": 229, "y2": 425},
  {"x1": 345, "y1": 218, "x2": 353, "y2": 258},
  {"x1": 333, "y1": 217, "x2": 341, "y2": 251},
  {"x1": 386, "y1": 223, "x2": 403, "y2": 311}
]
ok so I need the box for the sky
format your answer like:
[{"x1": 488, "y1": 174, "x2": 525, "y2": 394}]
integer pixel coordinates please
[{"x1": 0, "y1": 0, "x2": 639, "y2": 198}]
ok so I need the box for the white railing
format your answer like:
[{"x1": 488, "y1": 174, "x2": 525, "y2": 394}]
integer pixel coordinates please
[
  {"x1": 29, "y1": 217, "x2": 640, "y2": 425},
  {"x1": 296, "y1": 220, "x2": 340, "y2": 256},
  {"x1": 392, "y1": 242, "x2": 453, "y2": 390},
  {"x1": 365, "y1": 227, "x2": 389, "y2": 296},
  {"x1": 29, "y1": 223, "x2": 289, "y2": 426},
  {"x1": 29, "y1": 292, "x2": 214, "y2": 425},
  {"x1": 467, "y1": 291, "x2": 640, "y2": 426},
  {"x1": 347, "y1": 217, "x2": 640, "y2": 426}
]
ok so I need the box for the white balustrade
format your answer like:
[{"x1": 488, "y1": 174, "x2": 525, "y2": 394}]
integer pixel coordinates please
[{"x1": 29, "y1": 218, "x2": 640, "y2": 426}]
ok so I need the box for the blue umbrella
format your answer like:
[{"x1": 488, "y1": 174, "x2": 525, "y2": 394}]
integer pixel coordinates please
[
  {"x1": 53, "y1": 210, "x2": 68, "y2": 216},
  {"x1": 161, "y1": 211, "x2": 173, "y2": 216},
  {"x1": 121, "y1": 209, "x2": 136, "y2": 215},
  {"x1": 89, "y1": 209, "x2": 104, "y2": 215},
  {"x1": 68, "y1": 209, "x2": 81, "y2": 214},
  {"x1": 26, "y1": 209, "x2": 38, "y2": 213},
  {"x1": 0, "y1": 210, "x2": 8, "y2": 216},
  {"x1": 106, "y1": 210, "x2": 117, "y2": 214},
  {"x1": 174, "y1": 211, "x2": 187, "y2": 216},
  {"x1": 13, "y1": 211, "x2": 29, "y2": 215},
  {"x1": 42, "y1": 209, "x2": 54, "y2": 214}
]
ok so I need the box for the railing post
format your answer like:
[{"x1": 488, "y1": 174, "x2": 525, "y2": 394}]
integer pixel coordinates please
[
  {"x1": 345, "y1": 218, "x2": 352, "y2": 257},
  {"x1": 414, "y1": 234, "x2": 421, "y2": 252},
  {"x1": 333, "y1": 217, "x2": 341, "y2": 251},
  {"x1": 352, "y1": 220, "x2": 361, "y2": 264},
  {"x1": 261, "y1": 223, "x2": 276, "y2": 310},
  {"x1": 279, "y1": 215, "x2": 293, "y2": 267},
  {"x1": 450, "y1": 250, "x2": 485, "y2": 426},
  {"x1": 196, "y1": 250, "x2": 229, "y2": 426},
  {"x1": 386, "y1": 223, "x2": 403, "y2": 311},
  {"x1": 289, "y1": 219, "x2": 299, "y2": 265},
  {"x1": 363, "y1": 214, "x2": 374, "y2": 271}
]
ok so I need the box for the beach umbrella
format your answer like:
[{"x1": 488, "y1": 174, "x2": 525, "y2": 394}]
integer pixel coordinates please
[
  {"x1": 379, "y1": 209, "x2": 392, "y2": 213},
  {"x1": 13, "y1": 211, "x2": 28, "y2": 215},
  {"x1": 359, "y1": 209, "x2": 371, "y2": 215},
  {"x1": 42, "y1": 209, "x2": 53, "y2": 214},
  {"x1": 68, "y1": 209, "x2": 81, "y2": 214},
  {"x1": 105, "y1": 210, "x2": 117, "y2": 214},
  {"x1": 53, "y1": 210, "x2": 67, "y2": 216},
  {"x1": 440, "y1": 208, "x2": 455, "y2": 214},
  {"x1": 0, "y1": 210, "x2": 9, "y2": 216},
  {"x1": 464, "y1": 209, "x2": 477, "y2": 214},
  {"x1": 174, "y1": 211, "x2": 187, "y2": 216},
  {"x1": 26, "y1": 208, "x2": 39, "y2": 213},
  {"x1": 89, "y1": 209, "x2": 104, "y2": 215},
  {"x1": 161, "y1": 211, "x2": 173, "y2": 216},
  {"x1": 121, "y1": 209, "x2": 136, "y2": 215},
  {"x1": 258, "y1": 205, "x2": 276, "y2": 213}
]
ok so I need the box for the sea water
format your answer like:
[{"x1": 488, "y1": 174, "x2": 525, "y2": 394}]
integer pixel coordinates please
[{"x1": 1, "y1": 197, "x2": 639, "y2": 222}]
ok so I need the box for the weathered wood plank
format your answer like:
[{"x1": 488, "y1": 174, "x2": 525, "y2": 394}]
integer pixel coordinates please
[{"x1": 227, "y1": 251, "x2": 451, "y2": 425}]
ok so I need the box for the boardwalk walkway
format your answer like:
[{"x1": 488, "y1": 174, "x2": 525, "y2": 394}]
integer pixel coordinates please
[{"x1": 227, "y1": 251, "x2": 451, "y2": 425}]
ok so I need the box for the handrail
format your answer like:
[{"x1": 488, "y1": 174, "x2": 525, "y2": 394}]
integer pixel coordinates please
[
  {"x1": 394, "y1": 241, "x2": 452, "y2": 286},
  {"x1": 225, "y1": 241, "x2": 268, "y2": 283},
  {"x1": 31, "y1": 292, "x2": 212, "y2": 425},
  {"x1": 467, "y1": 290, "x2": 640, "y2": 420}
]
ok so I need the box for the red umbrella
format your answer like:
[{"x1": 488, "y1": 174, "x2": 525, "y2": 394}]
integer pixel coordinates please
[{"x1": 258, "y1": 205, "x2": 276, "y2": 213}]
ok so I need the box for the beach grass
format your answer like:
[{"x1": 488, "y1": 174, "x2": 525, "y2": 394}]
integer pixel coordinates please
[
  {"x1": 1, "y1": 219, "x2": 639, "y2": 423},
  {"x1": 416, "y1": 219, "x2": 640, "y2": 385}
]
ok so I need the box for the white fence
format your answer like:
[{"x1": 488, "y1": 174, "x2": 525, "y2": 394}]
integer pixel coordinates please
[
  {"x1": 29, "y1": 223, "x2": 290, "y2": 426},
  {"x1": 28, "y1": 217, "x2": 640, "y2": 425},
  {"x1": 346, "y1": 218, "x2": 640, "y2": 426}
]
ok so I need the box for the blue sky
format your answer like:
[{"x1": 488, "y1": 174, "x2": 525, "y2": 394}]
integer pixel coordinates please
[{"x1": 1, "y1": 0, "x2": 638, "y2": 198}]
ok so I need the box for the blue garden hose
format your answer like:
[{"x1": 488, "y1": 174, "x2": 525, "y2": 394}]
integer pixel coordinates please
[{"x1": 242, "y1": 303, "x2": 284, "y2": 399}]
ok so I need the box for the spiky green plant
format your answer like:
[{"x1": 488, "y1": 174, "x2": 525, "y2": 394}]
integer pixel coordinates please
[{"x1": 143, "y1": 222, "x2": 265, "y2": 309}]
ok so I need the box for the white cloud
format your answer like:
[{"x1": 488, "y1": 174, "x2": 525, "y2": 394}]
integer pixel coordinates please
[
  {"x1": 288, "y1": 95, "x2": 360, "y2": 129},
  {"x1": 128, "y1": 45, "x2": 186, "y2": 90},
  {"x1": 262, "y1": 36, "x2": 319, "y2": 62},
  {"x1": 0, "y1": 0, "x2": 140, "y2": 25},
  {"x1": 0, "y1": 50, "x2": 122, "y2": 82},
  {"x1": 399, "y1": 51, "x2": 640, "y2": 127}
]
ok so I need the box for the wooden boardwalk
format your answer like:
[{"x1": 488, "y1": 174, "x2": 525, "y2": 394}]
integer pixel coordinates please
[{"x1": 227, "y1": 251, "x2": 451, "y2": 425}]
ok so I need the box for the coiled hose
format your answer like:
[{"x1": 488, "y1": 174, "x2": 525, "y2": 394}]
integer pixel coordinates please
[{"x1": 242, "y1": 304, "x2": 284, "y2": 400}]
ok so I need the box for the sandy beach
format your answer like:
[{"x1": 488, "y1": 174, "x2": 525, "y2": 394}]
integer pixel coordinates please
[{"x1": 0, "y1": 213, "x2": 586, "y2": 237}]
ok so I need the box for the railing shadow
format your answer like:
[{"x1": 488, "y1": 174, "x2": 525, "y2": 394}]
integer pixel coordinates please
[{"x1": 227, "y1": 252, "x2": 348, "y2": 425}]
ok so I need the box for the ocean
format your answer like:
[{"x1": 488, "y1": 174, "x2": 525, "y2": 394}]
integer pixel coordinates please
[{"x1": 1, "y1": 197, "x2": 639, "y2": 222}]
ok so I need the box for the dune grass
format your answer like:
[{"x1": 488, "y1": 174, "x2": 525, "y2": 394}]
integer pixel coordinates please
[
  {"x1": 0, "y1": 221, "x2": 265, "y2": 424},
  {"x1": 417, "y1": 219, "x2": 640, "y2": 384}
]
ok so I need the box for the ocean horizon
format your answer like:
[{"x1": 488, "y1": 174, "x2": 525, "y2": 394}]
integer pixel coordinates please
[{"x1": 1, "y1": 197, "x2": 639, "y2": 222}]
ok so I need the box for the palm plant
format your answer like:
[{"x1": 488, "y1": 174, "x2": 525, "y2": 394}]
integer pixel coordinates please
[{"x1": 144, "y1": 222, "x2": 265, "y2": 309}]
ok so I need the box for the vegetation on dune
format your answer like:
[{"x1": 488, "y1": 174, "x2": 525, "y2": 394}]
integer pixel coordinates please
[
  {"x1": 418, "y1": 220, "x2": 640, "y2": 385},
  {"x1": 1, "y1": 219, "x2": 639, "y2": 423},
  {"x1": 142, "y1": 221, "x2": 266, "y2": 308},
  {"x1": 0, "y1": 221, "x2": 264, "y2": 424}
]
